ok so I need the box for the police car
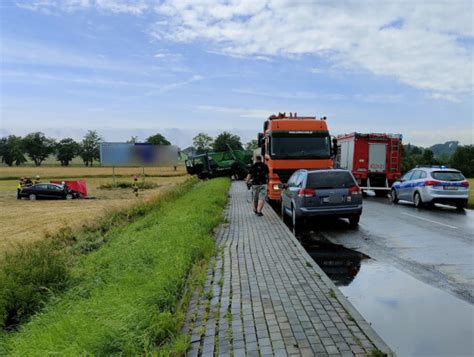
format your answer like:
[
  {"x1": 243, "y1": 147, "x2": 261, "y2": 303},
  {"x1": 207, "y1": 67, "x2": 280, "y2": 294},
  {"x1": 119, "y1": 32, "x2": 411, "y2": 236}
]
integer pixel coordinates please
[{"x1": 390, "y1": 166, "x2": 470, "y2": 209}]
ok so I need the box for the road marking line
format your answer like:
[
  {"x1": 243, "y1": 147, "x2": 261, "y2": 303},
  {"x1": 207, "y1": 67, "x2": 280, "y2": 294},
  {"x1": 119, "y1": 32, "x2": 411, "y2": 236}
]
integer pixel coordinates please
[{"x1": 400, "y1": 212, "x2": 458, "y2": 229}]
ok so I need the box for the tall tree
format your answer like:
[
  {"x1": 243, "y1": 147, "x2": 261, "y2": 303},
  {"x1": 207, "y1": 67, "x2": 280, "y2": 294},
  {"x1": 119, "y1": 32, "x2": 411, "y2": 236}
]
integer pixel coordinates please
[
  {"x1": 213, "y1": 131, "x2": 243, "y2": 152},
  {"x1": 145, "y1": 133, "x2": 170, "y2": 145},
  {"x1": 0, "y1": 135, "x2": 27, "y2": 166},
  {"x1": 56, "y1": 138, "x2": 80, "y2": 166},
  {"x1": 451, "y1": 145, "x2": 474, "y2": 177},
  {"x1": 245, "y1": 139, "x2": 258, "y2": 151},
  {"x1": 23, "y1": 132, "x2": 56, "y2": 166},
  {"x1": 127, "y1": 136, "x2": 139, "y2": 144},
  {"x1": 193, "y1": 133, "x2": 213, "y2": 153},
  {"x1": 80, "y1": 130, "x2": 102, "y2": 167}
]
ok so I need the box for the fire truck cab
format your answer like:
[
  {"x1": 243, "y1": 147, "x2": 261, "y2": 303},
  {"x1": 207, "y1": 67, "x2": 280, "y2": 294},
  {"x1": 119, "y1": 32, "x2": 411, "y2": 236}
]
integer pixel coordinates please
[{"x1": 258, "y1": 113, "x2": 334, "y2": 201}]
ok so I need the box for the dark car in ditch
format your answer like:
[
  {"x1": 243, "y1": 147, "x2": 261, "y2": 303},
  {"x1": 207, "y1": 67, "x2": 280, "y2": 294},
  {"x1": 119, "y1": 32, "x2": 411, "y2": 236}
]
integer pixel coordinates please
[
  {"x1": 19, "y1": 183, "x2": 80, "y2": 200},
  {"x1": 281, "y1": 169, "x2": 363, "y2": 231}
]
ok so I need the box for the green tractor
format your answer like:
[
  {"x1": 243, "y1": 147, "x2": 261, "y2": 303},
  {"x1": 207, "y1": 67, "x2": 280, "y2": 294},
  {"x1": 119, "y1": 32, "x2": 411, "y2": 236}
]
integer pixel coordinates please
[{"x1": 185, "y1": 146, "x2": 253, "y2": 180}]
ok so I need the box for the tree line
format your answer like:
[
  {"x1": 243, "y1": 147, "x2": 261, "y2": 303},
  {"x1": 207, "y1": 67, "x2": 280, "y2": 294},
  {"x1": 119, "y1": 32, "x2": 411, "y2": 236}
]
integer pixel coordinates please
[
  {"x1": 402, "y1": 144, "x2": 474, "y2": 177},
  {"x1": 0, "y1": 131, "x2": 172, "y2": 167},
  {"x1": 191, "y1": 131, "x2": 257, "y2": 154}
]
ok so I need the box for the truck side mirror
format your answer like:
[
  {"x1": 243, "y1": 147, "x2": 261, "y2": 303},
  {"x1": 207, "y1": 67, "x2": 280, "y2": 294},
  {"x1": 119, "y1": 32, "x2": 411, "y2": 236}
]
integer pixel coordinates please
[{"x1": 257, "y1": 133, "x2": 263, "y2": 148}]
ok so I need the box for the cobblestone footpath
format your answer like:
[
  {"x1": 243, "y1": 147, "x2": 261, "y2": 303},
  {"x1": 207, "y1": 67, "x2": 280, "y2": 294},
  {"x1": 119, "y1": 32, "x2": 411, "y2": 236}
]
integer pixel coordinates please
[{"x1": 182, "y1": 182, "x2": 393, "y2": 356}]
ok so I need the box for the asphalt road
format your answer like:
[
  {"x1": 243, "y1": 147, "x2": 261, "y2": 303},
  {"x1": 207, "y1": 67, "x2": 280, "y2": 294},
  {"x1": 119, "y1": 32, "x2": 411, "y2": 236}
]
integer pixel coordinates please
[{"x1": 307, "y1": 195, "x2": 474, "y2": 304}]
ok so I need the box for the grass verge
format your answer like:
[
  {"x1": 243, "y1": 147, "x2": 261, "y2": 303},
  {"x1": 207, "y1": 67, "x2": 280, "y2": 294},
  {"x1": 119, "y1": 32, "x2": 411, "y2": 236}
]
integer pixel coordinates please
[
  {"x1": 468, "y1": 179, "x2": 473, "y2": 209},
  {"x1": 1, "y1": 177, "x2": 230, "y2": 355}
]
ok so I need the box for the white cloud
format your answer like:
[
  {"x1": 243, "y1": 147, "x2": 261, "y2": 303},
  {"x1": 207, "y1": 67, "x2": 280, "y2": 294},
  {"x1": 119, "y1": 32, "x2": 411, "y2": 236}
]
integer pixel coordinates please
[
  {"x1": 150, "y1": 0, "x2": 473, "y2": 100},
  {"x1": 195, "y1": 105, "x2": 272, "y2": 119},
  {"x1": 16, "y1": 0, "x2": 148, "y2": 15},
  {"x1": 15, "y1": 0, "x2": 474, "y2": 101}
]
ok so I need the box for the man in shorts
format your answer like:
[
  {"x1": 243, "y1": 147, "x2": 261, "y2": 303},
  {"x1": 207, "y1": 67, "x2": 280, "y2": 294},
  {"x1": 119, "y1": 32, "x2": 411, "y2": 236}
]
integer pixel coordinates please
[{"x1": 246, "y1": 155, "x2": 269, "y2": 216}]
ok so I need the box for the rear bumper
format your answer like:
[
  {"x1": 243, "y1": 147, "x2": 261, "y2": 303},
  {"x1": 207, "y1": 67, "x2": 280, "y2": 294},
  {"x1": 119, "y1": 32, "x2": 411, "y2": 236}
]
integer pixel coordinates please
[
  {"x1": 299, "y1": 205, "x2": 362, "y2": 218},
  {"x1": 420, "y1": 187, "x2": 469, "y2": 203}
]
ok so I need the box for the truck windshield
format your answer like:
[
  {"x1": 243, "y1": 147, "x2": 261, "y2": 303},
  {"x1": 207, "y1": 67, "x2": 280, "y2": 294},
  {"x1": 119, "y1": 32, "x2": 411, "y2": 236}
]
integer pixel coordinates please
[{"x1": 270, "y1": 135, "x2": 330, "y2": 159}]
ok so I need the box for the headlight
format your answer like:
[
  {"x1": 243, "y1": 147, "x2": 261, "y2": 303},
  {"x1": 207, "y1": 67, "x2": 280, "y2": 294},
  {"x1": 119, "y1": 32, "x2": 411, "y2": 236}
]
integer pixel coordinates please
[{"x1": 272, "y1": 184, "x2": 281, "y2": 191}]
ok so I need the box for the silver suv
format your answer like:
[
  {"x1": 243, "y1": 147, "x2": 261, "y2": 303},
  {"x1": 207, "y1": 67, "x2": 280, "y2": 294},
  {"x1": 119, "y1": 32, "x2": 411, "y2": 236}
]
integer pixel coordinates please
[
  {"x1": 390, "y1": 166, "x2": 469, "y2": 209},
  {"x1": 281, "y1": 169, "x2": 363, "y2": 231}
]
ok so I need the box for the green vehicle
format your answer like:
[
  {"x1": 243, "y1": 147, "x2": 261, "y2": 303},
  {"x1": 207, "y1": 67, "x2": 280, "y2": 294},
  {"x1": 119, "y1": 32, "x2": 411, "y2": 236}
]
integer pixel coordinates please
[{"x1": 185, "y1": 147, "x2": 253, "y2": 180}]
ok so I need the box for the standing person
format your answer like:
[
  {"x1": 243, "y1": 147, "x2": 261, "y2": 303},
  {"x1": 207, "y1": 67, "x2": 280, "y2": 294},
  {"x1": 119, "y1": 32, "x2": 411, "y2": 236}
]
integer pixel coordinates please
[
  {"x1": 246, "y1": 155, "x2": 269, "y2": 216},
  {"x1": 34, "y1": 175, "x2": 41, "y2": 184},
  {"x1": 132, "y1": 176, "x2": 139, "y2": 198},
  {"x1": 17, "y1": 178, "x2": 23, "y2": 199}
]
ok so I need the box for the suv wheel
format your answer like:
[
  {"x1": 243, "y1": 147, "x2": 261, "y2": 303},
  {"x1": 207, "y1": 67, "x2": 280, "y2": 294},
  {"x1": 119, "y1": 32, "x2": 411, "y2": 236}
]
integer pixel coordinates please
[
  {"x1": 291, "y1": 206, "x2": 299, "y2": 236},
  {"x1": 390, "y1": 189, "x2": 399, "y2": 203},
  {"x1": 349, "y1": 215, "x2": 360, "y2": 227},
  {"x1": 29, "y1": 193, "x2": 37, "y2": 200},
  {"x1": 66, "y1": 193, "x2": 73, "y2": 200},
  {"x1": 413, "y1": 192, "x2": 423, "y2": 208}
]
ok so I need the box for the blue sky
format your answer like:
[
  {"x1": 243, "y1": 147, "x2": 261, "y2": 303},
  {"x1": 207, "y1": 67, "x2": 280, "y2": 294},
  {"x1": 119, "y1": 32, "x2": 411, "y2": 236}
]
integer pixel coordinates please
[{"x1": 1, "y1": 0, "x2": 473, "y2": 148}]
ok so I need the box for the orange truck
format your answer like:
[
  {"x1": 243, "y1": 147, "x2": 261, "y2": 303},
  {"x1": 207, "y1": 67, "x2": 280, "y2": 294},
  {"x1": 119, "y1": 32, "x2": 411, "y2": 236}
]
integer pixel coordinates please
[{"x1": 257, "y1": 112, "x2": 335, "y2": 201}]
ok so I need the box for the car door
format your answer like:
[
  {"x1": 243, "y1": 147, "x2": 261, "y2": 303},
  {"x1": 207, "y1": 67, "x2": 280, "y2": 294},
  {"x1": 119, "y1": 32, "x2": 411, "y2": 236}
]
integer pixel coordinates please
[
  {"x1": 282, "y1": 171, "x2": 299, "y2": 209},
  {"x1": 49, "y1": 184, "x2": 64, "y2": 199},
  {"x1": 291, "y1": 172, "x2": 305, "y2": 208},
  {"x1": 406, "y1": 170, "x2": 422, "y2": 201},
  {"x1": 34, "y1": 184, "x2": 48, "y2": 198},
  {"x1": 398, "y1": 171, "x2": 414, "y2": 200}
]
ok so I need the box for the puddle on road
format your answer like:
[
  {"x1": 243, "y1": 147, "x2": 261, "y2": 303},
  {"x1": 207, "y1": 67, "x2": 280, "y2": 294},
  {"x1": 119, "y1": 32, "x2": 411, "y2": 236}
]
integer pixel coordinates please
[{"x1": 304, "y1": 239, "x2": 474, "y2": 357}]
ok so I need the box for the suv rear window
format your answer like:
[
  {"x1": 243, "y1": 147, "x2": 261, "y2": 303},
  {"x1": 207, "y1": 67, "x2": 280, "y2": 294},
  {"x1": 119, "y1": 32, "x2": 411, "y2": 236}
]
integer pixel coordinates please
[
  {"x1": 431, "y1": 171, "x2": 465, "y2": 181},
  {"x1": 307, "y1": 171, "x2": 356, "y2": 189}
]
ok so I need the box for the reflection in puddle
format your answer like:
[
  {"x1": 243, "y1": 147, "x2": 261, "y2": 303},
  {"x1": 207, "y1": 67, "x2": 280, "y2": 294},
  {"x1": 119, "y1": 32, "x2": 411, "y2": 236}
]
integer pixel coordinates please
[{"x1": 305, "y1": 240, "x2": 474, "y2": 356}]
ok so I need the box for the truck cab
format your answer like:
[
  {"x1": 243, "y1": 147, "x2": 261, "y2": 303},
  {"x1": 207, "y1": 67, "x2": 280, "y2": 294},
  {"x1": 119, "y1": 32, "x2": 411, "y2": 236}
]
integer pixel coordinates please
[{"x1": 258, "y1": 113, "x2": 334, "y2": 201}]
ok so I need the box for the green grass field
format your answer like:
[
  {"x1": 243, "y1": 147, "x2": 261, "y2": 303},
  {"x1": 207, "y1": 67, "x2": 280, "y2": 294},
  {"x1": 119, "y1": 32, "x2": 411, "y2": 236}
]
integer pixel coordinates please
[{"x1": 1, "y1": 178, "x2": 230, "y2": 356}]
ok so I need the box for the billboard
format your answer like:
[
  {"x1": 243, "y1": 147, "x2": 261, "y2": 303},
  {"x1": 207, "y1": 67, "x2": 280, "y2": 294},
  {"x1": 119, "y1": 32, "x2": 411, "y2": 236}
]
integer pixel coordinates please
[{"x1": 100, "y1": 143, "x2": 178, "y2": 167}]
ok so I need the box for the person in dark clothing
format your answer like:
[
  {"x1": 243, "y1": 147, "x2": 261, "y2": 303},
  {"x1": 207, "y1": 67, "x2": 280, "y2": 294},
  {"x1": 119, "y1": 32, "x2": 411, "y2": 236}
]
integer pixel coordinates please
[{"x1": 245, "y1": 155, "x2": 269, "y2": 216}]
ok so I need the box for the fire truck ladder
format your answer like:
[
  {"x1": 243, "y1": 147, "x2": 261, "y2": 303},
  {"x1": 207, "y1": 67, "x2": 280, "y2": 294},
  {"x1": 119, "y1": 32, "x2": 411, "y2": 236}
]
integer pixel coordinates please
[{"x1": 390, "y1": 138, "x2": 400, "y2": 172}]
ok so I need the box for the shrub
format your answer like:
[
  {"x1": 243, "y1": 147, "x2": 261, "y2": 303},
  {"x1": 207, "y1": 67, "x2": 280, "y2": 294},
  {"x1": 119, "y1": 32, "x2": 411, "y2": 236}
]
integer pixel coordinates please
[{"x1": 98, "y1": 181, "x2": 158, "y2": 190}]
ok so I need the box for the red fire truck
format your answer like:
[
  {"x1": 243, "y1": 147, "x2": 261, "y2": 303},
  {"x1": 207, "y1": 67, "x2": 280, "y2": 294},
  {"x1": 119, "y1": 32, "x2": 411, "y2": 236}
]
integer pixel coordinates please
[{"x1": 336, "y1": 133, "x2": 402, "y2": 196}]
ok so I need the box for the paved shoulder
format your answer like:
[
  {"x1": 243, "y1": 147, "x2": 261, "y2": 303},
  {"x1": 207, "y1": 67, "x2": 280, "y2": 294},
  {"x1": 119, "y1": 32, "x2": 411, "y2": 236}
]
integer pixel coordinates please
[{"x1": 182, "y1": 181, "x2": 393, "y2": 356}]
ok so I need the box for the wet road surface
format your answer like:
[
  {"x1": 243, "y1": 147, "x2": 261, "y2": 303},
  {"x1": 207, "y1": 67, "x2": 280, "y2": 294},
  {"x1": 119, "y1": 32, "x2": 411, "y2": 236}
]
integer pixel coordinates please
[
  {"x1": 311, "y1": 196, "x2": 474, "y2": 304},
  {"x1": 304, "y1": 241, "x2": 474, "y2": 356}
]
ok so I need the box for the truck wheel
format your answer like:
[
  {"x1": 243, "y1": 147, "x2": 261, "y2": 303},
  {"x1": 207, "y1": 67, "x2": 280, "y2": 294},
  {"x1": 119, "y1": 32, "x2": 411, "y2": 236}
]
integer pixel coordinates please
[
  {"x1": 413, "y1": 192, "x2": 423, "y2": 208},
  {"x1": 348, "y1": 215, "x2": 360, "y2": 227},
  {"x1": 390, "y1": 189, "x2": 399, "y2": 203},
  {"x1": 29, "y1": 193, "x2": 37, "y2": 200}
]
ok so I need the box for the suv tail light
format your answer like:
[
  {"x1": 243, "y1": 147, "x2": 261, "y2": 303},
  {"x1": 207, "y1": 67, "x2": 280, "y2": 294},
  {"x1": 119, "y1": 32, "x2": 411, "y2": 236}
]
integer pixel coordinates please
[
  {"x1": 298, "y1": 188, "x2": 316, "y2": 197},
  {"x1": 348, "y1": 186, "x2": 361, "y2": 195},
  {"x1": 425, "y1": 180, "x2": 441, "y2": 186},
  {"x1": 461, "y1": 181, "x2": 469, "y2": 187}
]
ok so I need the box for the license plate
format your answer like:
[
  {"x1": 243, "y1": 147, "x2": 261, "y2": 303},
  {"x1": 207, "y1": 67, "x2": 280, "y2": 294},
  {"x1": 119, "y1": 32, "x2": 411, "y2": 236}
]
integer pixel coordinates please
[
  {"x1": 322, "y1": 197, "x2": 330, "y2": 203},
  {"x1": 444, "y1": 186, "x2": 458, "y2": 190}
]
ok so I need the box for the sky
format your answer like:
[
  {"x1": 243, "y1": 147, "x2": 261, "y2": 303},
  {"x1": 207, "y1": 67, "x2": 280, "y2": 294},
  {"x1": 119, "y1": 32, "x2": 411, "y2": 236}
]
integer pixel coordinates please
[{"x1": 0, "y1": 0, "x2": 473, "y2": 148}]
